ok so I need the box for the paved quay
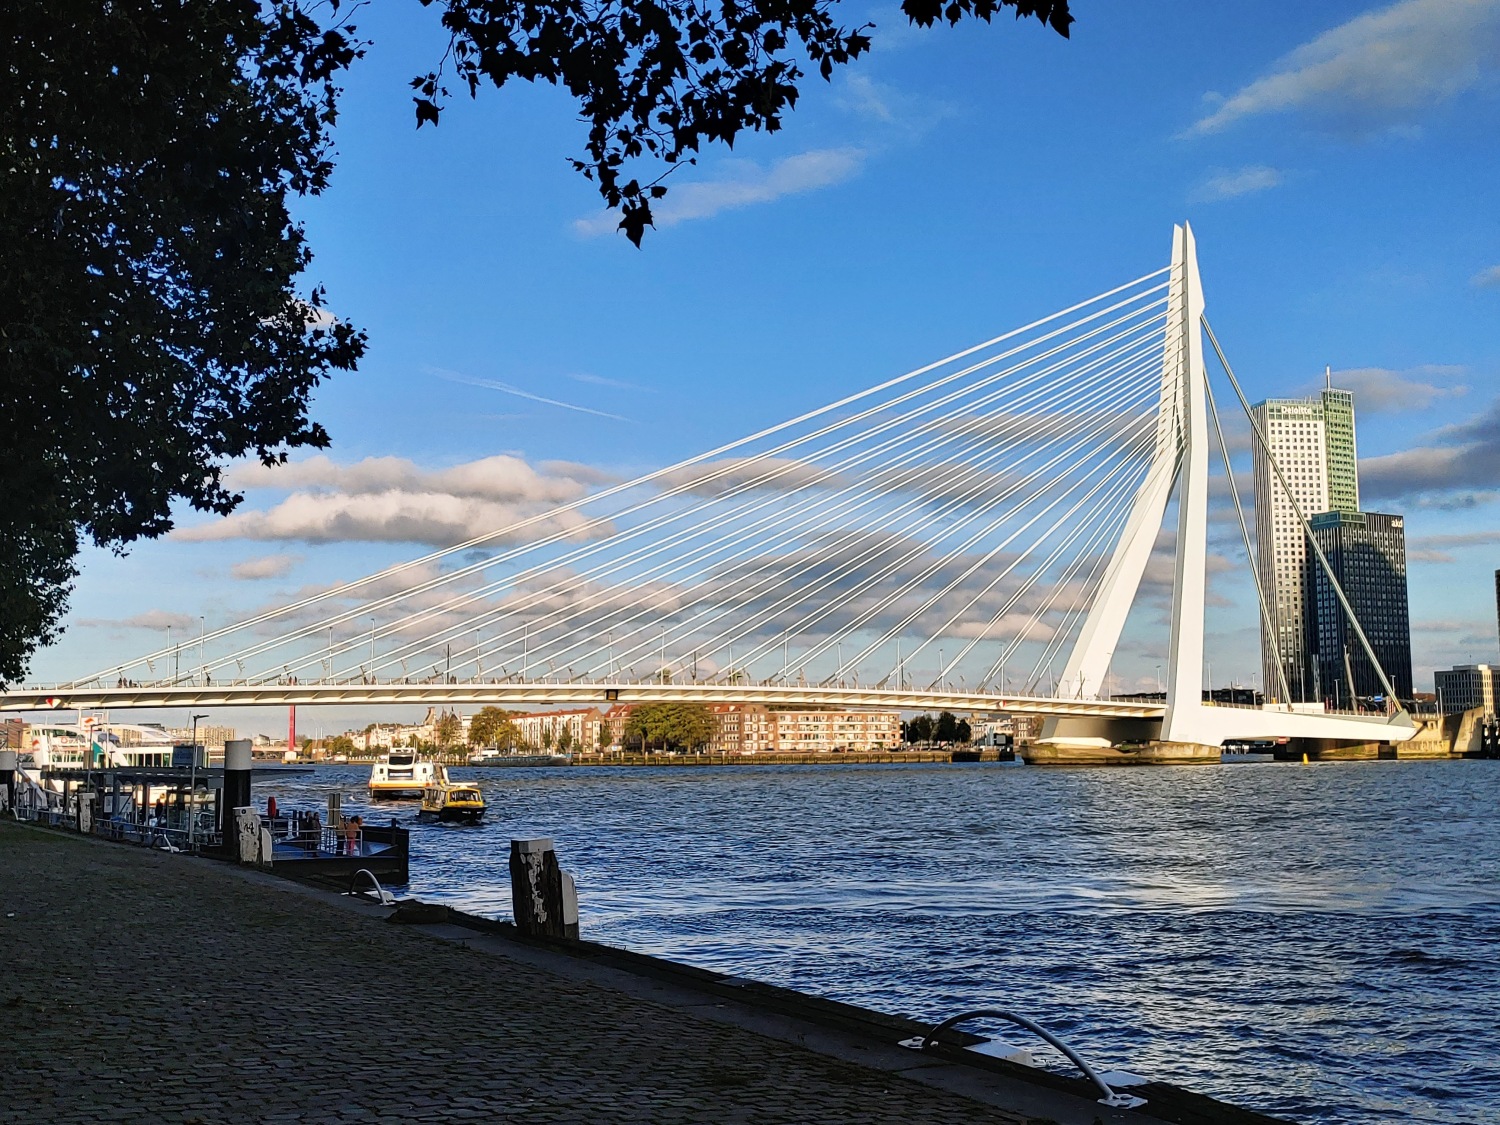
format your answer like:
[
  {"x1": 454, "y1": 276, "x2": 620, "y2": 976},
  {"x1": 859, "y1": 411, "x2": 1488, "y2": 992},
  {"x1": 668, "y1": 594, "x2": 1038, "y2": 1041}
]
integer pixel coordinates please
[{"x1": 1, "y1": 821, "x2": 1067, "y2": 1125}]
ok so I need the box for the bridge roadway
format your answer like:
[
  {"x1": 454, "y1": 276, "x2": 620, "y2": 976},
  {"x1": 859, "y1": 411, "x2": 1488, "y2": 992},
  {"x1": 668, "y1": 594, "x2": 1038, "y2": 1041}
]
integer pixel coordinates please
[
  {"x1": 0, "y1": 680, "x2": 1165, "y2": 718},
  {"x1": 1, "y1": 680, "x2": 1416, "y2": 744}
]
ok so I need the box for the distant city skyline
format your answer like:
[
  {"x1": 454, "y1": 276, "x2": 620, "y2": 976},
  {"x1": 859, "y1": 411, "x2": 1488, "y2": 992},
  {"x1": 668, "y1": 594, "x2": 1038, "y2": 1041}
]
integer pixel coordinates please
[{"x1": 23, "y1": 1, "x2": 1500, "y2": 730}]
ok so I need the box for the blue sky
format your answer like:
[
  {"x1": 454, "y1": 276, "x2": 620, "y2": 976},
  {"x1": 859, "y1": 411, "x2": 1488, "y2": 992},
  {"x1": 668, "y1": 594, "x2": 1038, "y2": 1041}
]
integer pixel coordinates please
[{"x1": 41, "y1": 0, "x2": 1500, "y2": 733}]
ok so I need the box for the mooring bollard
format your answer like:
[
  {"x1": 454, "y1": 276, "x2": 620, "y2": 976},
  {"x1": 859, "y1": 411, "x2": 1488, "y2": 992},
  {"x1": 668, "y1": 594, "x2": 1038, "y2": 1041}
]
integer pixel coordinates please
[
  {"x1": 509, "y1": 838, "x2": 579, "y2": 940},
  {"x1": 232, "y1": 806, "x2": 264, "y2": 864}
]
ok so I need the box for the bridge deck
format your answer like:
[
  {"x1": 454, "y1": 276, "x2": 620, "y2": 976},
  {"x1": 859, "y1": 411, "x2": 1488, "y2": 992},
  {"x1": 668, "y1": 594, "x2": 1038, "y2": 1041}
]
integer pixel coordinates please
[{"x1": 0, "y1": 681, "x2": 1163, "y2": 717}]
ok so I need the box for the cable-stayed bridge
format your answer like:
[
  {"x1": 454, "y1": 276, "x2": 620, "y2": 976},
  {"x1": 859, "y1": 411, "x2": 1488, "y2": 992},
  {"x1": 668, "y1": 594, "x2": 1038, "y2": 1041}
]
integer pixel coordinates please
[{"x1": 5, "y1": 225, "x2": 1416, "y2": 751}]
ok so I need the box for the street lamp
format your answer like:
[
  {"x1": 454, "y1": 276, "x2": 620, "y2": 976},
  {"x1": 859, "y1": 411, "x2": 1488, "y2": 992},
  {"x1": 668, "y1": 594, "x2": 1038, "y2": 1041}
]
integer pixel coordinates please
[{"x1": 187, "y1": 712, "x2": 208, "y2": 850}]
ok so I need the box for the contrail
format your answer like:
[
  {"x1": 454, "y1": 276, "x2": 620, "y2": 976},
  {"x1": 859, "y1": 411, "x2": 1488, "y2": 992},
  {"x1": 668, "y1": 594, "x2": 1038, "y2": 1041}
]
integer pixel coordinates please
[{"x1": 430, "y1": 368, "x2": 632, "y2": 422}]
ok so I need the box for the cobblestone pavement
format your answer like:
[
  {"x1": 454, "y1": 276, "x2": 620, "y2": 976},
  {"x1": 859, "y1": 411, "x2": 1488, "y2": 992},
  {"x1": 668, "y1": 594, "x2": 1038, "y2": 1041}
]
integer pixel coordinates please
[{"x1": 0, "y1": 823, "x2": 1036, "y2": 1125}]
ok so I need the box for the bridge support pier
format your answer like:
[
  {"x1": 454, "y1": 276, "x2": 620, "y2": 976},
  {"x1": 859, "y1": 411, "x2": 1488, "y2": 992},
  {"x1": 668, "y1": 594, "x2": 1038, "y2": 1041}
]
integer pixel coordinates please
[
  {"x1": 1022, "y1": 740, "x2": 1219, "y2": 766},
  {"x1": 1272, "y1": 739, "x2": 1393, "y2": 762},
  {"x1": 1028, "y1": 716, "x2": 1218, "y2": 765}
]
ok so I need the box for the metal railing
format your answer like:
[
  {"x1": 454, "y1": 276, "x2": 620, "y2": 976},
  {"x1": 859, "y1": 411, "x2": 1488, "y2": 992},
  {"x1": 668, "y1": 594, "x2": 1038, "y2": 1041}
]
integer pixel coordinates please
[
  {"x1": 901, "y1": 1007, "x2": 1147, "y2": 1110},
  {"x1": 264, "y1": 819, "x2": 369, "y2": 858},
  {"x1": 346, "y1": 868, "x2": 397, "y2": 905}
]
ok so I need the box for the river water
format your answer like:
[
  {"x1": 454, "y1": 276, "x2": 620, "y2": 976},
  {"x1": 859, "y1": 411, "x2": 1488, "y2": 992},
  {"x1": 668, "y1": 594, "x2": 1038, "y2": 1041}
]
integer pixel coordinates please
[{"x1": 266, "y1": 759, "x2": 1500, "y2": 1125}]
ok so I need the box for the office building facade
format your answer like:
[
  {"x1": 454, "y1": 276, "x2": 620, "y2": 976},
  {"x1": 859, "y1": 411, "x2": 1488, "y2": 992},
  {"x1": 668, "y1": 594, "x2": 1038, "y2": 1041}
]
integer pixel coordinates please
[
  {"x1": 1434, "y1": 664, "x2": 1497, "y2": 716},
  {"x1": 1308, "y1": 511, "x2": 1413, "y2": 705},
  {"x1": 1252, "y1": 387, "x2": 1359, "y2": 701}
]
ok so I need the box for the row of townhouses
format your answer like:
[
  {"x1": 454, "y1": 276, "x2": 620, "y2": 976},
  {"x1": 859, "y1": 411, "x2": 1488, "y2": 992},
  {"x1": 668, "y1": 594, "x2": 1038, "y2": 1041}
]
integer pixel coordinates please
[{"x1": 502, "y1": 703, "x2": 902, "y2": 754}]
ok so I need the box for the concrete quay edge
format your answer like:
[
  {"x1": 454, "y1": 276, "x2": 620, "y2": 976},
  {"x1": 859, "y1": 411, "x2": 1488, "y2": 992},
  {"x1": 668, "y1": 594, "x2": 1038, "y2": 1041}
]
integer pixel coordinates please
[
  {"x1": 268, "y1": 871, "x2": 1289, "y2": 1125},
  {"x1": 3, "y1": 817, "x2": 1289, "y2": 1125}
]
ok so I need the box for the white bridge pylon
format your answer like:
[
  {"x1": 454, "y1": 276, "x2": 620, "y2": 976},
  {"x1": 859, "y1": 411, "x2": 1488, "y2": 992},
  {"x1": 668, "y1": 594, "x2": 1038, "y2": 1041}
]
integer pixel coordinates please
[
  {"x1": 1044, "y1": 223, "x2": 1412, "y2": 748},
  {"x1": 4, "y1": 226, "x2": 1416, "y2": 748}
]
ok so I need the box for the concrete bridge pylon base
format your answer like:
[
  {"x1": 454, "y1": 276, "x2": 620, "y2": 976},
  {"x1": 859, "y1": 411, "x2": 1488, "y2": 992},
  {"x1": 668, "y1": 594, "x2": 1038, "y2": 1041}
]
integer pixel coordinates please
[{"x1": 1022, "y1": 740, "x2": 1221, "y2": 766}]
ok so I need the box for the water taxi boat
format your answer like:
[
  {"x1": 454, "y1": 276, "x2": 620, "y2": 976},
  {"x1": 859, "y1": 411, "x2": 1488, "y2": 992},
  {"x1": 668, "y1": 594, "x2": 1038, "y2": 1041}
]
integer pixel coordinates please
[
  {"x1": 418, "y1": 781, "x2": 486, "y2": 823},
  {"x1": 367, "y1": 750, "x2": 446, "y2": 799}
]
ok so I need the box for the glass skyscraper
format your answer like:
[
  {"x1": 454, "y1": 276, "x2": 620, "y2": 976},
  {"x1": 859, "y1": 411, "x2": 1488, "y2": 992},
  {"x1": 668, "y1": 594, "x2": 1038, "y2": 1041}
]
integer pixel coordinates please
[
  {"x1": 1252, "y1": 385, "x2": 1360, "y2": 701},
  {"x1": 1252, "y1": 376, "x2": 1410, "y2": 704},
  {"x1": 1319, "y1": 387, "x2": 1359, "y2": 515},
  {"x1": 1308, "y1": 511, "x2": 1413, "y2": 705}
]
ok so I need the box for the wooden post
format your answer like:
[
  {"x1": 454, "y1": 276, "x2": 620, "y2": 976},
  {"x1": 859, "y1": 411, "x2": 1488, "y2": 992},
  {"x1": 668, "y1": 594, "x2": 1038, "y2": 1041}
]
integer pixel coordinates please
[{"x1": 509, "y1": 838, "x2": 579, "y2": 940}]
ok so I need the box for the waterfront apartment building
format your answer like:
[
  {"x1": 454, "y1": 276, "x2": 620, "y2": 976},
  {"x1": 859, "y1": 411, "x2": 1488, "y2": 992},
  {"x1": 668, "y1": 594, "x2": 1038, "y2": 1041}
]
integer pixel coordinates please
[
  {"x1": 1308, "y1": 511, "x2": 1413, "y2": 705},
  {"x1": 707, "y1": 704, "x2": 900, "y2": 753},
  {"x1": 511, "y1": 707, "x2": 606, "y2": 752},
  {"x1": 1435, "y1": 665, "x2": 1497, "y2": 716},
  {"x1": 1252, "y1": 389, "x2": 1354, "y2": 700},
  {"x1": 363, "y1": 724, "x2": 401, "y2": 751},
  {"x1": 768, "y1": 707, "x2": 899, "y2": 753},
  {"x1": 509, "y1": 703, "x2": 900, "y2": 754},
  {"x1": 164, "y1": 723, "x2": 237, "y2": 750}
]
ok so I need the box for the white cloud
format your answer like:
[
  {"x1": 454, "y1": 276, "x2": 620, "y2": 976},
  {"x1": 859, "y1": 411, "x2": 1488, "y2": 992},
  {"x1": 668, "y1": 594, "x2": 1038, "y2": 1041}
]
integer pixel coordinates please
[
  {"x1": 1407, "y1": 529, "x2": 1500, "y2": 563},
  {"x1": 1361, "y1": 397, "x2": 1500, "y2": 502},
  {"x1": 656, "y1": 456, "x2": 842, "y2": 496},
  {"x1": 573, "y1": 147, "x2": 867, "y2": 236},
  {"x1": 1473, "y1": 265, "x2": 1500, "y2": 288},
  {"x1": 177, "y1": 491, "x2": 604, "y2": 547},
  {"x1": 1186, "y1": 0, "x2": 1500, "y2": 137},
  {"x1": 176, "y1": 454, "x2": 609, "y2": 546},
  {"x1": 77, "y1": 610, "x2": 196, "y2": 632},
  {"x1": 836, "y1": 73, "x2": 953, "y2": 135},
  {"x1": 230, "y1": 553, "x2": 302, "y2": 581},
  {"x1": 223, "y1": 453, "x2": 588, "y2": 505},
  {"x1": 1312, "y1": 365, "x2": 1468, "y2": 412},
  {"x1": 1189, "y1": 165, "x2": 1285, "y2": 203},
  {"x1": 840, "y1": 73, "x2": 900, "y2": 123}
]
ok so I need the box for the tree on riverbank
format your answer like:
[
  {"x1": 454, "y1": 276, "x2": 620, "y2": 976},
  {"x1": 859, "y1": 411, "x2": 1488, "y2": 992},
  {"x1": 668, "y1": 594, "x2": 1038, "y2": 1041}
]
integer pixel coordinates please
[
  {"x1": 467, "y1": 706, "x2": 519, "y2": 749},
  {"x1": 903, "y1": 712, "x2": 971, "y2": 744},
  {"x1": 2, "y1": 1, "x2": 365, "y2": 684},
  {"x1": 624, "y1": 702, "x2": 716, "y2": 752},
  {"x1": 324, "y1": 734, "x2": 357, "y2": 758},
  {"x1": 434, "y1": 711, "x2": 463, "y2": 749}
]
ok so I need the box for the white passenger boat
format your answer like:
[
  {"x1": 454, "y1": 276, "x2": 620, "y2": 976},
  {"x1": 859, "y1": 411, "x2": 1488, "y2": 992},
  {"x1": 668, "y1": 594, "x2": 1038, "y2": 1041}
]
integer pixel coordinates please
[
  {"x1": 367, "y1": 750, "x2": 446, "y2": 798},
  {"x1": 25, "y1": 722, "x2": 177, "y2": 770}
]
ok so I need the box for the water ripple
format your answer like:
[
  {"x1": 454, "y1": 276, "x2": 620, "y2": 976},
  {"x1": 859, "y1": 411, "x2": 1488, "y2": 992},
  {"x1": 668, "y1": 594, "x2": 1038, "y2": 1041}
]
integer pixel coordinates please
[{"x1": 265, "y1": 759, "x2": 1500, "y2": 1125}]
